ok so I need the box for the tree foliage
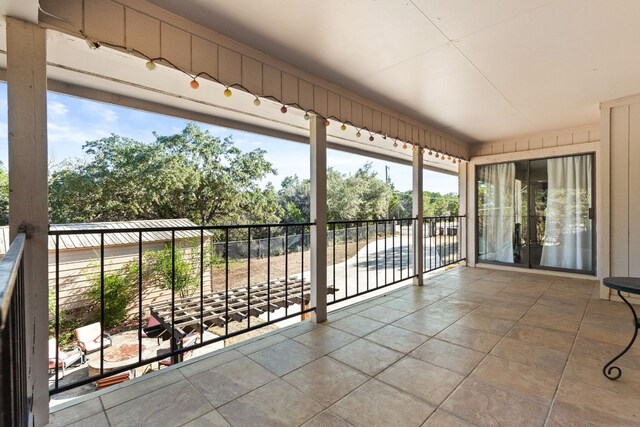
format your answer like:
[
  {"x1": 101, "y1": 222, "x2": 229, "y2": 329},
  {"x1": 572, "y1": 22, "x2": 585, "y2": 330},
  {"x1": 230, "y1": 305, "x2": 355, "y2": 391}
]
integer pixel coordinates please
[
  {"x1": 46, "y1": 124, "x2": 459, "y2": 226},
  {"x1": 49, "y1": 124, "x2": 279, "y2": 225},
  {"x1": 0, "y1": 162, "x2": 8, "y2": 226}
]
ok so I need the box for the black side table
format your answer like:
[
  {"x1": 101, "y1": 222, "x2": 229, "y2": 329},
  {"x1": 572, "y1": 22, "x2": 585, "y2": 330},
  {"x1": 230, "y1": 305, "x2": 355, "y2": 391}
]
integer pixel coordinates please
[{"x1": 602, "y1": 277, "x2": 640, "y2": 380}]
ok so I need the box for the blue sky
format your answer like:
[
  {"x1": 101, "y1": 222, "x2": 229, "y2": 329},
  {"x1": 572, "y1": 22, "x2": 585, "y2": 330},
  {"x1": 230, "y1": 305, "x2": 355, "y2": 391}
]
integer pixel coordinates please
[{"x1": 0, "y1": 83, "x2": 458, "y2": 194}]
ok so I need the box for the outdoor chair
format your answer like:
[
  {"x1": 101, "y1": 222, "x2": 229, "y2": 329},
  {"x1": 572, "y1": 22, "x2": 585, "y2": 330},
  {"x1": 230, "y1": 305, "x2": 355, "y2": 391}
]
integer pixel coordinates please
[
  {"x1": 48, "y1": 339, "x2": 85, "y2": 378},
  {"x1": 158, "y1": 332, "x2": 200, "y2": 367},
  {"x1": 74, "y1": 322, "x2": 112, "y2": 354},
  {"x1": 141, "y1": 315, "x2": 171, "y2": 344}
]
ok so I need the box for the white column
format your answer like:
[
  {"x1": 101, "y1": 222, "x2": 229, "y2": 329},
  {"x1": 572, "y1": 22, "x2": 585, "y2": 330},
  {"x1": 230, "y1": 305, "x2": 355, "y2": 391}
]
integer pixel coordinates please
[
  {"x1": 413, "y1": 149, "x2": 424, "y2": 285},
  {"x1": 458, "y1": 162, "x2": 468, "y2": 265},
  {"x1": 309, "y1": 116, "x2": 327, "y2": 322},
  {"x1": 7, "y1": 17, "x2": 49, "y2": 426}
]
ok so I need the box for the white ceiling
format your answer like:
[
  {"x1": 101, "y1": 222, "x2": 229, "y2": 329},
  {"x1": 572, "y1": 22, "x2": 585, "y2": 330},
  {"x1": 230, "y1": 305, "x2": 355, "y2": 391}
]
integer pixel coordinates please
[{"x1": 148, "y1": 0, "x2": 640, "y2": 142}]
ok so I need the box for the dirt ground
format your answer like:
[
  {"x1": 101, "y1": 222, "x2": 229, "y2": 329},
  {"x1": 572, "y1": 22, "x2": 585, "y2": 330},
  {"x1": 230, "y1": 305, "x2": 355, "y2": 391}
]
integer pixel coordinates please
[{"x1": 211, "y1": 239, "x2": 370, "y2": 292}]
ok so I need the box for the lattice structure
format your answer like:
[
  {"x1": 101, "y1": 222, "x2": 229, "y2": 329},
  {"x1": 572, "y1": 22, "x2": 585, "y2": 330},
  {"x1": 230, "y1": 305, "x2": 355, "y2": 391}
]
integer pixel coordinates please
[{"x1": 150, "y1": 276, "x2": 337, "y2": 337}]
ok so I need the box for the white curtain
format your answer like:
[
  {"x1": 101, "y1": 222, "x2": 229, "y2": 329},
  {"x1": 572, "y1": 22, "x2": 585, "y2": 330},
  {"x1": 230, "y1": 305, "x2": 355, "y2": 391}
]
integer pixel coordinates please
[
  {"x1": 540, "y1": 155, "x2": 592, "y2": 271},
  {"x1": 479, "y1": 163, "x2": 515, "y2": 263}
]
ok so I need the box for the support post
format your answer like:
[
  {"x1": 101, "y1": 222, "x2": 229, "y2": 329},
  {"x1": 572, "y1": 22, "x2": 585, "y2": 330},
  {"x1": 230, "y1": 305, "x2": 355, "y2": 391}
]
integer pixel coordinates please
[
  {"x1": 310, "y1": 116, "x2": 327, "y2": 322},
  {"x1": 7, "y1": 17, "x2": 49, "y2": 426},
  {"x1": 458, "y1": 162, "x2": 468, "y2": 265},
  {"x1": 413, "y1": 149, "x2": 424, "y2": 285}
]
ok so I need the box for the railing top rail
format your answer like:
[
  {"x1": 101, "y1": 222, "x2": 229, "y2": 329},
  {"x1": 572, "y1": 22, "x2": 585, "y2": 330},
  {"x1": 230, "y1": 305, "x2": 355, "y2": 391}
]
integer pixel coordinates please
[
  {"x1": 0, "y1": 233, "x2": 26, "y2": 330},
  {"x1": 48, "y1": 222, "x2": 316, "y2": 236},
  {"x1": 423, "y1": 215, "x2": 466, "y2": 219},
  {"x1": 327, "y1": 217, "x2": 417, "y2": 225}
]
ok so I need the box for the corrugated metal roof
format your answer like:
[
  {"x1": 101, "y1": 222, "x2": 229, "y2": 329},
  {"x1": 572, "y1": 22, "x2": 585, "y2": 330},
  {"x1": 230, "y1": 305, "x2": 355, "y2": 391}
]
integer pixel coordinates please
[{"x1": 0, "y1": 219, "x2": 212, "y2": 255}]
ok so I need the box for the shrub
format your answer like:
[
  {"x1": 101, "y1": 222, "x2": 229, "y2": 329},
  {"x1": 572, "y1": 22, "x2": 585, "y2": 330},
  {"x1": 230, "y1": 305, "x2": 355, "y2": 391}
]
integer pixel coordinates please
[{"x1": 88, "y1": 263, "x2": 137, "y2": 328}]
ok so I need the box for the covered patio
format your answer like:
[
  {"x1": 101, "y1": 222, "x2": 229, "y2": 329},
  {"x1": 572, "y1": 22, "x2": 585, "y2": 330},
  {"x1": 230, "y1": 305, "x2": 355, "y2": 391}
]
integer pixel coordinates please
[
  {"x1": 47, "y1": 266, "x2": 639, "y2": 426},
  {"x1": 2, "y1": 1, "x2": 640, "y2": 426}
]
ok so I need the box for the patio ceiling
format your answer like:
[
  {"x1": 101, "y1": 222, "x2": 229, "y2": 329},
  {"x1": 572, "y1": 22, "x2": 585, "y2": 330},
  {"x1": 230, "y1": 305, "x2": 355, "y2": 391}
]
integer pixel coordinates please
[
  {"x1": 0, "y1": 17, "x2": 458, "y2": 173},
  {"x1": 148, "y1": 0, "x2": 640, "y2": 142}
]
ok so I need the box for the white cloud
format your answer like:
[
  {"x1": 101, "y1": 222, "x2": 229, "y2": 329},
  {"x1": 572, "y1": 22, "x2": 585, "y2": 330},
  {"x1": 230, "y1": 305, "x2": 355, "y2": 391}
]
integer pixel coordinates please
[
  {"x1": 80, "y1": 100, "x2": 118, "y2": 123},
  {"x1": 48, "y1": 101, "x2": 69, "y2": 117}
]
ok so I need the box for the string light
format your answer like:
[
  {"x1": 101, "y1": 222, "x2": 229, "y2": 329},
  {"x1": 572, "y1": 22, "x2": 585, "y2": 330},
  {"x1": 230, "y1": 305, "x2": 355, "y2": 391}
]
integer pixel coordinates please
[
  {"x1": 402, "y1": 142, "x2": 407, "y2": 149},
  {"x1": 40, "y1": 5, "x2": 469, "y2": 160},
  {"x1": 447, "y1": 154, "x2": 452, "y2": 160},
  {"x1": 412, "y1": 145, "x2": 417, "y2": 152}
]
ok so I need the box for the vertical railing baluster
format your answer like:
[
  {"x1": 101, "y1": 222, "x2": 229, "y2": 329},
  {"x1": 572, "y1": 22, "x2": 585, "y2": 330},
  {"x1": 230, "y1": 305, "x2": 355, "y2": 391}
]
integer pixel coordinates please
[
  {"x1": 332, "y1": 223, "x2": 336, "y2": 302},
  {"x1": 267, "y1": 227, "x2": 271, "y2": 322},
  {"x1": 384, "y1": 221, "x2": 387, "y2": 285},
  {"x1": 225, "y1": 229, "x2": 229, "y2": 337},
  {"x1": 138, "y1": 231, "x2": 142, "y2": 363},
  {"x1": 100, "y1": 232, "x2": 105, "y2": 375},
  {"x1": 55, "y1": 234, "x2": 60, "y2": 390},
  {"x1": 285, "y1": 225, "x2": 289, "y2": 316},
  {"x1": 375, "y1": 220, "x2": 379, "y2": 289},
  {"x1": 392, "y1": 220, "x2": 396, "y2": 282},
  {"x1": 200, "y1": 228, "x2": 204, "y2": 338},
  {"x1": 301, "y1": 225, "x2": 304, "y2": 313},
  {"x1": 366, "y1": 221, "x2": 369, "y2": 291},
  {"x1": 356, "y1": 222, "x2": 359, "y2": 295},
  {"x1": 344, "y1": 225, "x2": 347, "y2": 299},
  {"x1": 171, "y1": 230, "x2": 176, "y2": 364},
  {"x1": 399, "y1": 219, "x2": 403, "y2": 279},
  {"x1": 247, "y1": 227, "x2": 251, "y2": 328}
]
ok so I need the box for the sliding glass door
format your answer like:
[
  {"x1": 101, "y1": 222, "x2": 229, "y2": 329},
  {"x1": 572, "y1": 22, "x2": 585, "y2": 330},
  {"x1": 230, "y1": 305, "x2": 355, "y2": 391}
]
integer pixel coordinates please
[{"x1": 476, "y1": 154, "x2": 594, "y2": 274}]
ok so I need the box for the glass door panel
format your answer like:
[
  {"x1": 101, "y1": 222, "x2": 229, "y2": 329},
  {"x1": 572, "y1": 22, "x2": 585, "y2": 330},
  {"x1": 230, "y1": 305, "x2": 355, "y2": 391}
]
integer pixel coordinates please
[{"x1": 476, "y1": 154, "x2": 594, "y2": 274}]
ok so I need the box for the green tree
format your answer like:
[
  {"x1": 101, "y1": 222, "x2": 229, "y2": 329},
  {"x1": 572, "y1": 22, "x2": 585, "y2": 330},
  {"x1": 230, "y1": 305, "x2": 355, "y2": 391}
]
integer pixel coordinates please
[
  {"x1": 49, "y1": 124, "x2": 280, "y2": 225},
  {"x1": 0, "y1": 162, "x2": 8, "y2": 226}
]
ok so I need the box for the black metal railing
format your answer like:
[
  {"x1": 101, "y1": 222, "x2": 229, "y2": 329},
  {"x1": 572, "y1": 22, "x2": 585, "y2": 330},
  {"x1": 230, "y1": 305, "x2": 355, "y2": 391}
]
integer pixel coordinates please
[
  {"x1": 49, "y1": 215, "x2": 466, "y2": 395},
  {"x1": 0, "y1": 233, "x2": 28, "y2": 427},
  {"x1": 423, "y1": 215, "x2": 466, "y2": 272},
  {"x1": 327, "y1": 218, "x2": 418, "y2": 305},
  {"x1": 48, "y1": 222, "x2": 316, "y2": 395}
]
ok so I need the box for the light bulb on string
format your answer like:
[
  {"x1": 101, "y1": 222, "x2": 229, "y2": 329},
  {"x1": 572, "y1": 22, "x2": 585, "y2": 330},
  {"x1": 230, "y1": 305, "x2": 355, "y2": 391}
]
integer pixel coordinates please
[
  {"x1": 145, "y1": 60, "x2": 156, "y2": 71},
  {"x1": 435, "y1": 152, "x2": 439, "y2": 158},
  {"x1": 393, "y1": 141, "x2": 398, "y2": 148},
  {"x1": 412, "y1": 145, "x2": 417, "y2": 152},
  {"x1": 402, "y1": 143, "x2": 407, "y2": 149},
  {"x1": 223, "y1": 87, "x2": 232, "y2": 98},
  {"x1": 447, "y1": 154, "x2": 452, "y2": 160},
  {"x1": 190, "y1": 79, "x2": 199, "y2": 89},
  {"x1": 369, "y1": 135, "x2": 374, "y2": 142},
  {"x1": 382, "y1": 134, "x2": 387, "y2": 140},
  {"x1": 304, "y1": 112, "x2": 310, "y2": 120},
  {"x1": 340, "y1": 124, "x2": 347, "y2": 131},
  {"x1": 428, "y1": 150, "x2": 433, "y2": 155},
  {"x1": 253, "y1": 97, "x2": 261, "y2": 106},
  {"x1": 324, "y1": 119, "x2": 331, "y2": 127},
  {"x1": 356, "y1": 130, "x2": 362, "y2": 138},
  {"x1": 280, "y1": 105, "x2": 288, "y2": 114}
]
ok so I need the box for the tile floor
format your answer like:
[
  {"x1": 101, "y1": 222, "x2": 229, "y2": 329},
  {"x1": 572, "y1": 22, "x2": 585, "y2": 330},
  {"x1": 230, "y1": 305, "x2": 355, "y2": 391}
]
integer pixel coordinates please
[{"x1": 47, "y1": 267, "x2": 640, "y2": 427}]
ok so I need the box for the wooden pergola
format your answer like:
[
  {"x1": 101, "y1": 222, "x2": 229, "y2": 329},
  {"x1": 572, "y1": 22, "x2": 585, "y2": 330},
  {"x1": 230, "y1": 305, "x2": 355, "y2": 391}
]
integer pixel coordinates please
[{"x1": 149, "y1": 276, "x2": 338, "y2": 340}]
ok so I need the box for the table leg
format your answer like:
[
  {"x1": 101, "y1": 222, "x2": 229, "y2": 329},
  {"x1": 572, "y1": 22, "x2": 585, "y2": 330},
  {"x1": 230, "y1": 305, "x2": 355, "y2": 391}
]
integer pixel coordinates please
[{"x1": 603, "y1": 290, "x2": 640, "y2": 380}]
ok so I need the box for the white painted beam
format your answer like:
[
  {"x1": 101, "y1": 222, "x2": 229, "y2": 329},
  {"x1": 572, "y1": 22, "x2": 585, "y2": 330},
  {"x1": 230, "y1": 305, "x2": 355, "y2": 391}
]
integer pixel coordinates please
[
  {"x1": 413, "y1": 149, "x2": 424, "y2": 286},
  {"x1": 309, "y1": 116, "x2": 327, "y2": 322},
  {"x1": 6, "y1": 17, "x2": 49, "y2": 426}
]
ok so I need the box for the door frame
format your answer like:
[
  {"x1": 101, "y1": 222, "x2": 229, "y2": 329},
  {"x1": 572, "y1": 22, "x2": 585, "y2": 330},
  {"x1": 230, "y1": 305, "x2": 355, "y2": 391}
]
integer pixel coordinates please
[{"x1": 467, "y1": 142, "x2": 599, "y2": 276}]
